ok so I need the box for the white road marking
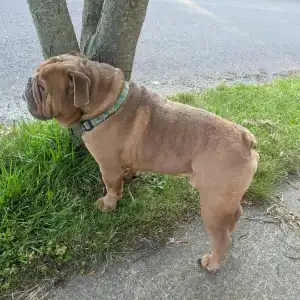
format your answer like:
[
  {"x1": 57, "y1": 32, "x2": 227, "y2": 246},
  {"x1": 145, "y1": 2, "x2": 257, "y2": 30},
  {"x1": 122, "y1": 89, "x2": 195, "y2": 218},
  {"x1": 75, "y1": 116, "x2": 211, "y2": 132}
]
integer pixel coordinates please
[{"x1": 176, "y1": 0, "x2": 216, "y2": 18}]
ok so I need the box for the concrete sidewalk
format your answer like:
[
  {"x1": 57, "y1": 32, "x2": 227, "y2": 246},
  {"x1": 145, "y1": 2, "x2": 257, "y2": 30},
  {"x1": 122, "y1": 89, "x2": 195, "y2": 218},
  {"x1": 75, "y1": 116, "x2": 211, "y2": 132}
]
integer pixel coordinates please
[{"x1": 49, "y1": 176, "x2": 300, "y2": 300}]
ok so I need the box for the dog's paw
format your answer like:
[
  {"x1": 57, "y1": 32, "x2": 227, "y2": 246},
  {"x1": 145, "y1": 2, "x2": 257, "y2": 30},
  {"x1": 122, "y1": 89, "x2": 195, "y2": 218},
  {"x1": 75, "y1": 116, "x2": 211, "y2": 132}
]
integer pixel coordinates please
[
  {"x1": 95, "y1": 197, "x2": 117, "y2": 212},
  {"x1": 198, "y1": 254, "x2": 220, "y2": 273}
]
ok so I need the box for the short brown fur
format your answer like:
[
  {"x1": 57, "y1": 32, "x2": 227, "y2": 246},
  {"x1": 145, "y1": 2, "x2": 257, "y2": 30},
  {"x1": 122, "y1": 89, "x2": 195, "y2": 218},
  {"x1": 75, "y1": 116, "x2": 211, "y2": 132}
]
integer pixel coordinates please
[{"x1": 23, "y1": 53, "x2": 259, "y2": 272}]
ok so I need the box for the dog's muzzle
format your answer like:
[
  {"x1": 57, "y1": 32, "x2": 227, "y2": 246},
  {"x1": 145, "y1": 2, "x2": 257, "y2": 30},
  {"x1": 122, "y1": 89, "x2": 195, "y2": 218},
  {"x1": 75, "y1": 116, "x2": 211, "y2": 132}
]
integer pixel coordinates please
[
  {"x1": 23, "y1": 77, "x2": 36, "y2": 109},
  {"x1": 22, "y1": 76, "x2": 50, "y2": 121}
]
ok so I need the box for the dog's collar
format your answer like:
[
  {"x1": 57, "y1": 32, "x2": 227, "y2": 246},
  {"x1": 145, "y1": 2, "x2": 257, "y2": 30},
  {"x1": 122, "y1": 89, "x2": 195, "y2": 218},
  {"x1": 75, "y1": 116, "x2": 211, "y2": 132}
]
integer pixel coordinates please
[{"x1": 70, "y1": 82, "x2": 129, "y2": 137}]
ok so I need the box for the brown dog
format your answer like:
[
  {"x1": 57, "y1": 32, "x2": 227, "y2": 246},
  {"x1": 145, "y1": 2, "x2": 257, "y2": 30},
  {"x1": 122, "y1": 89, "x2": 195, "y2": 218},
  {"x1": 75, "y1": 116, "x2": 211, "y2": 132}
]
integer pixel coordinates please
[{"x1": 23, "y1": 52, "x2": 259, "y2": 272}]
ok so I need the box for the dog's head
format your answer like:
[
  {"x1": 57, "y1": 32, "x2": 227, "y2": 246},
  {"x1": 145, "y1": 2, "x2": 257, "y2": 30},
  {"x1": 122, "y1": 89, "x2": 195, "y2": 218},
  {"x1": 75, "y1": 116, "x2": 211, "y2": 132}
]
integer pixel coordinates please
[{"x1": 23, "y1": 52, "x2": 125, "y2": 127}]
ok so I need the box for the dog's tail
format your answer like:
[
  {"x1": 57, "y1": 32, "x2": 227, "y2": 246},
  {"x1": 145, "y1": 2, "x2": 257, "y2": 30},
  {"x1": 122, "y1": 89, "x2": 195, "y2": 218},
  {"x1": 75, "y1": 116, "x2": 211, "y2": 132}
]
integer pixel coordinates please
[
  {"x1": 242, "y1": 129, "x2": 260, "y2": 164},
  {"x1": 242, "y1": 130, "x2": 257, "y2": 150}
]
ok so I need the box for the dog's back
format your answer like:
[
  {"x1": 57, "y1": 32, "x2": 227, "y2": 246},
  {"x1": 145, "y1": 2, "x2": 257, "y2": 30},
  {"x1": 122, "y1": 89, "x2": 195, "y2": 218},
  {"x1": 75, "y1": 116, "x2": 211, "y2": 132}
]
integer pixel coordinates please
[{"x1": 124, "y1": 85, "x2": 258, "y2": 180}]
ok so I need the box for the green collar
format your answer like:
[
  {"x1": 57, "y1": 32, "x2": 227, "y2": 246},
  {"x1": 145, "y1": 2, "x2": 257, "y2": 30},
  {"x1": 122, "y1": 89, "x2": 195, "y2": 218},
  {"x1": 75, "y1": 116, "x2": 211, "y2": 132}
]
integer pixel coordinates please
[{"x1": 70, "y1": 82, "x2": 129, "y2": 137}]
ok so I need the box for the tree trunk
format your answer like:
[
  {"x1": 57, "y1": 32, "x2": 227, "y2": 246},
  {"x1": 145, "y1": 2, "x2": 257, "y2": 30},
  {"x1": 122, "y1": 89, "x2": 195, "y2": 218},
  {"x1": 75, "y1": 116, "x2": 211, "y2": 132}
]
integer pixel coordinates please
[
  {"x1": 27, "y1": 0, "x2": 79, "y2": 59},
  {"x1": 84, "y1": 0, "x2": 149, "y2": 81},
  {"x1": 80, "y1": 0, "x2": 104, "y2": 52},
  {"x1": 27, "y1": 0, "x2": 149, "y2": 144}
]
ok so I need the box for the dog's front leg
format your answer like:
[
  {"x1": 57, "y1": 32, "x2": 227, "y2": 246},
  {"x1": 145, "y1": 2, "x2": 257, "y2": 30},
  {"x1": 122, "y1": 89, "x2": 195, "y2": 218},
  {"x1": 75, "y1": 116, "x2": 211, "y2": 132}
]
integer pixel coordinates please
[{"x1": 96, "y1": 167, "x2": 124, "y2": 211}]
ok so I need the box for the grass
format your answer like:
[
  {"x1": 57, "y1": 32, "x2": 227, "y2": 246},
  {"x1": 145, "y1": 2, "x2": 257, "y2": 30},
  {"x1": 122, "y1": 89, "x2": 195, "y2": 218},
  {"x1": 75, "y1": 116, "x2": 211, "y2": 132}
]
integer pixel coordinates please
[{"x1": 1, "y1": 77, "x2": 300, "y2": 293}]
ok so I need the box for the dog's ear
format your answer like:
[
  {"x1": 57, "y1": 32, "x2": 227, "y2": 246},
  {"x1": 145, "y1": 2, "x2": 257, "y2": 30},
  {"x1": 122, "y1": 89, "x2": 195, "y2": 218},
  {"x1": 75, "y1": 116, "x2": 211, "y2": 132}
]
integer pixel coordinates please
[{"x1": 68, "y1": 71, "x2": 91, "y2": 108}]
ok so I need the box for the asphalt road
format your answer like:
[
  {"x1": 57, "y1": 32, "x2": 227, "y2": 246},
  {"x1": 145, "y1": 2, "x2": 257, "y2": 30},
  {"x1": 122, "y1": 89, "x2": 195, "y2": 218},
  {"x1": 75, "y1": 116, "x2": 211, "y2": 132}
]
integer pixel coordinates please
[{"x1": 1, "y1": 0, "x2": 300, "y2": 123}]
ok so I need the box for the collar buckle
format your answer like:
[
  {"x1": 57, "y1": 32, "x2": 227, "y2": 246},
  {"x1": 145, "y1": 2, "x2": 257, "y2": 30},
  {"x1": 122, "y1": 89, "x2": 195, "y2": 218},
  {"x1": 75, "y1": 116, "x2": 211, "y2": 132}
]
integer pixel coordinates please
[
  {"x1": 81, "y1": 120, "x2": 94, "y2": 131},
  {"x1": 71, "y1": 81, "x2": 129, "y2": 136}
]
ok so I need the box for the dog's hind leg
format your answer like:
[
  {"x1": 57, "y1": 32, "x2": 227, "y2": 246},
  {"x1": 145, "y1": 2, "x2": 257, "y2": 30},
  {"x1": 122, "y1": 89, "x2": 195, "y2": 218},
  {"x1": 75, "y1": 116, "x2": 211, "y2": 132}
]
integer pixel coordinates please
[{"x1": 198, "y1": 191, "x2": 235, "y2": 272}]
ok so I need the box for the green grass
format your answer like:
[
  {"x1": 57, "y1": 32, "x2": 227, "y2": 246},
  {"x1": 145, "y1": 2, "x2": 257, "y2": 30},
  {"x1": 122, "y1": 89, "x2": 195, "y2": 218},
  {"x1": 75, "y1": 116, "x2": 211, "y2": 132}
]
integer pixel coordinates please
[{"x1": 1, "y1": 77, "x2": 300, "y2": 292}]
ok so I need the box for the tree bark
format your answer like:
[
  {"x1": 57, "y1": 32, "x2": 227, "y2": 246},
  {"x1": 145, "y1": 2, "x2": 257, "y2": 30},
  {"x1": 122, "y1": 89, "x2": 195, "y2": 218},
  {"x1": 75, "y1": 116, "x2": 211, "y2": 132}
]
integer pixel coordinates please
[
  {"x1": 84, "y1": 0, "x2": 149, "y2": 81},
  {"x1": 27, "y1": 0, "x2": 79, "y2": 59},
  {"x1": 80, "y1": 0, "x2": 104, "y2": 52}
]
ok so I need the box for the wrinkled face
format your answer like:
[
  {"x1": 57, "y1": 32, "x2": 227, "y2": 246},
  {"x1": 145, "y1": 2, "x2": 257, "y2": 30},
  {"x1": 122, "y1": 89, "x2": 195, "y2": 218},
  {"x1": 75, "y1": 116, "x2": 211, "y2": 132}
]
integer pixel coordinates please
[{"x1": 23, "y1": 52, "x2": 91, "y2": 126}]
